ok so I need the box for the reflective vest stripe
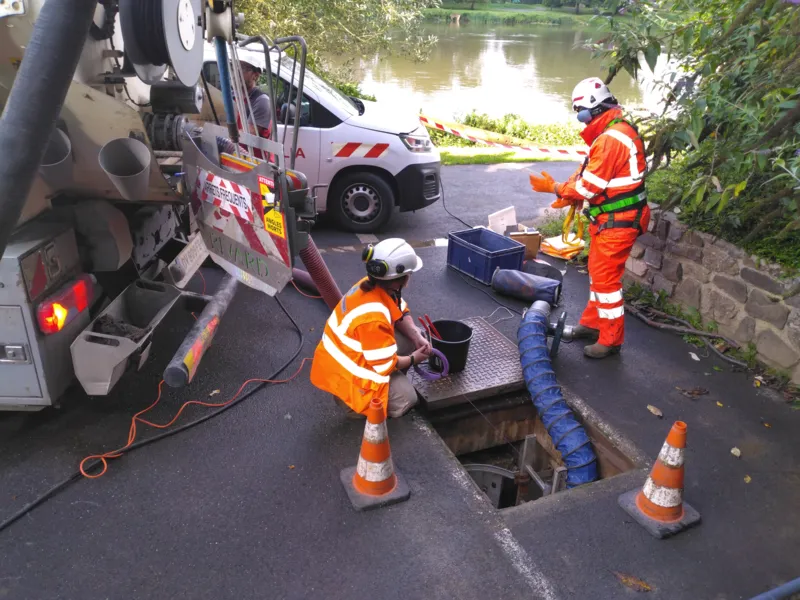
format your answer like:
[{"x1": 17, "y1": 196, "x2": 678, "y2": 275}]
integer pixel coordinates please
[
  {"x1": 608, "y1": 175, "x2": 642, "y2": 188},
  {"x1": 598, "y1": 305, "x2": 625, "y2": 319},
  {"x1": 327, "y1": 302, "x2": 393, "y2": 354},
  {"x1": 581, "y1": 170, "x2": 609, "y2": 189},
  {"x1": 327, "y1": 313, "x2": 363, "y2": 353},
  {"x1": 373, "y1": 359, "x2": 395, "y2": 374},
  {"x1": 602, "y1": 128, "x2": 642, "y2": 183},
  {"x1": 575, "y1": 178, "x2": 595, "y2": 199},
  {"x1": 321, "y1": 334, "x2": 390, "y2": 384},
  {"x1": 340, "y1": 302, "x2": 391, "y2": 331},
  {"x1": 363, "y1": 344, "x2": 398, "y2": 361},
  {"x1": 591, "y1": 290, "x2": 623, "y2": 304}
]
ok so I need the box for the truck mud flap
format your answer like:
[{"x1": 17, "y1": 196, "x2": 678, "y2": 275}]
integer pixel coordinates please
[{"x1": 71, "y1": 280, "x2": 182, "y2": 396}]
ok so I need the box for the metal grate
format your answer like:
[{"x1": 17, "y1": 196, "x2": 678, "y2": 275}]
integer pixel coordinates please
[{"x1": 411, "y1": 317, "x2": 524, "y2": 410}]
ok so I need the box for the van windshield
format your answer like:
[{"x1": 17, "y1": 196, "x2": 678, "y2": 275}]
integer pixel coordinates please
[
  {"x1": 276, "y1": 61, "x2": 360, "y2": 118},
  {"x1": 203, "y1": 50, "x2": 362, "y2": 118}
]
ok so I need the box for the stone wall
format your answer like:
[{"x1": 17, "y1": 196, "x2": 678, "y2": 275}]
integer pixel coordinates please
[{"x1": 624, "y1": 209, "x2": 800, "y2": 384}]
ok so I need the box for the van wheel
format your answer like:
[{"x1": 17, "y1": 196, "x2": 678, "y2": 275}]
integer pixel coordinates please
[{"x1": 329, "y1": 171, "x2": 394, "y2": 233}]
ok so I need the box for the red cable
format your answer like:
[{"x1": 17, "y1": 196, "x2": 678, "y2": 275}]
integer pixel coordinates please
[{"x1": 79, "y1": 358, "x2": 312, "y2": 479}]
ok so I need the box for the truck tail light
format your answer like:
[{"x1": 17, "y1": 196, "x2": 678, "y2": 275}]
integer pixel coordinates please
[{"x1": 37, "y1": 274, "x2": 95, "y2": 335}]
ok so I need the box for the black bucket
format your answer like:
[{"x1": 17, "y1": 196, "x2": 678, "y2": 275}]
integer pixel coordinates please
[{"x1": 429, "y1": 320, "x2": 473, "y2": 374}]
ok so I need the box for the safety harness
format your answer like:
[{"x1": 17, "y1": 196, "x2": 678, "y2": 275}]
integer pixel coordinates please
[{"x1": 580, "y1": 118, "x2": 647, "y2": 234}]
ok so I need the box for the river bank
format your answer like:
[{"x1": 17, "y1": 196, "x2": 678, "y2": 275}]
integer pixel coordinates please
[{"x1": 424, "y1": 3, "x2": 624, "y2": 26}]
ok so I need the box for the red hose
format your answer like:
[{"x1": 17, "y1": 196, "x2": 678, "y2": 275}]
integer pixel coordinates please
[{"x1": 299, "y1": 236, "x2": 342, "y2": 310}]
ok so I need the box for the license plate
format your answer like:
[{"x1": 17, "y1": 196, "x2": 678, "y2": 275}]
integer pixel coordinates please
[{"x1": 166, "y1": 234, "x2": 209, "y2": 288}]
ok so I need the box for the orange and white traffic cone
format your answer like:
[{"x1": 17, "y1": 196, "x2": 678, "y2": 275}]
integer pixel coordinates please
[
  {"x1": 340, "y1": 397, "x2": 410, "y2": 511},
  {"x1": 618, "y1": 421, "x2": 701, "y2": 539}
]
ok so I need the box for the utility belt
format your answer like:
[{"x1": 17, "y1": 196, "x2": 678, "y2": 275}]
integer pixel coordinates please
[{"x1": 582, "y1": 185, "x2": 647, "y2": 233}]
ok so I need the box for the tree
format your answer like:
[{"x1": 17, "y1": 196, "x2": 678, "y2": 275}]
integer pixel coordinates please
[
  {"x1": 236, "y1": 0, "x2": 439, "y2": 79},
  {"x1": 593, "y1": 0, "x2": 800, "y2": 256}
]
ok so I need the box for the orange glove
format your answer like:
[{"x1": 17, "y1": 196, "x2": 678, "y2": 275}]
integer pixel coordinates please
[
  {"x1": 529, "y1": 171, "x2": 558, "y2": 194},
  {"x1": 550, "y1": 196, "x2": 574, "y2": 209}
]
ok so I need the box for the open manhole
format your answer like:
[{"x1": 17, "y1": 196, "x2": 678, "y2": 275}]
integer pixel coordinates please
[
  {"x1": 425, "y1": 394, "x2": 639, "y2": 509},
  {"x1": 413, "y1": 317, "x2": 639, "y2": 510}
]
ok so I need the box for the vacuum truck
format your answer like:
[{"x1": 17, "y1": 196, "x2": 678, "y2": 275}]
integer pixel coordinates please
[{"x1": 0, "y1": 0, "x2": 321, "y2": 410}]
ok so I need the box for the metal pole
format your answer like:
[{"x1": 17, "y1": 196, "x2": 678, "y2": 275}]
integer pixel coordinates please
[
  {"x1": 163, "y1": 275, "x2": 238, "y2": 388},
  {"x1": 273, "y1": 36, "x2": 307, "y2": 170},
  {"x1": 0, "y1": 0, "x2": 98, "y2": 259}
]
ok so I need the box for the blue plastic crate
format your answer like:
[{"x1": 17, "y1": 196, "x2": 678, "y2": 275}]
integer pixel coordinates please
[{"x1": 447, "y1": 228, "x2": 525, "y2": 285}]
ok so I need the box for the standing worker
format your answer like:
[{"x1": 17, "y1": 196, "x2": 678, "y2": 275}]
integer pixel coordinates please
[
  {"x1": 310, "y1": 239, "x2": 432, "y2": 419},
  {"x1": 216, "y1": 59, "x2": 274, "y2": 158},
  {"x1": 239, "y1": 58, "x2": 273, "y2": 139},
  {"x1": 529, "y1": 77, "x2": 650, "y2": 359}
]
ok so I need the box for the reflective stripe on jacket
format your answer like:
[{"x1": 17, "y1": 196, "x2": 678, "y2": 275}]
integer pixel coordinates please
[
  {"x1": 310, "y1": 278, "x2": 410, "y2": 415},
  {"x1": 556, "y1": 109, "x2": 647, "y2": 209}
]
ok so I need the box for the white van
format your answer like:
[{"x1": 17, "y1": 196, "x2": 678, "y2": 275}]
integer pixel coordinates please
[{"x1": 201, "y1": 45, "x2": 441, "y2": 233}]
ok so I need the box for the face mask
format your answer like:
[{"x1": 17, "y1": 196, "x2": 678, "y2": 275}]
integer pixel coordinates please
[{"x1": 577, "y1": 109, "x2": 593, "y2": 124}]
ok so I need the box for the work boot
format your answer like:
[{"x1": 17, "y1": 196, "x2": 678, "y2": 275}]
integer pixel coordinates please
[
  {"x1": 583, "y1": 343, "x2": 621, "y2": 359},
  {"x1": 572, "y1": 325, "x2": 600, "y2": 340}
]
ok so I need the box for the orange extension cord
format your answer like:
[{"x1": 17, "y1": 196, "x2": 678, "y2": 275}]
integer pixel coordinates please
[
  {"x1": 291, "y1": 279, "x2": 322, "y2": 299},
  {"x1": 79, "y1": 270, "x2": 315, "y2": 480},
  {"x1": 79, "y1": 359, "x2": 311, "y2": 479}
]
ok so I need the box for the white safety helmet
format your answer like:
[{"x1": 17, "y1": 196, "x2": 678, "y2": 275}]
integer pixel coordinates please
[
  {"x1": 362, "y1": 238, "x2": 423, "y2": 281},
  {"x1": 571, "y1": 77, "x2": 617, "y2": 123}
]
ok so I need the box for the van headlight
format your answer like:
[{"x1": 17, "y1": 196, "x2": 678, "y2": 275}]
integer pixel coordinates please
[{"x1": 400, "y1": 131, "x2": 433, "y2": 153}]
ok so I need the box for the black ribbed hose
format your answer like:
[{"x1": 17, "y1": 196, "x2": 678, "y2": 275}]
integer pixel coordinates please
[{"x1": 0, "y1": 0, "x2": 98, "y2": 259}]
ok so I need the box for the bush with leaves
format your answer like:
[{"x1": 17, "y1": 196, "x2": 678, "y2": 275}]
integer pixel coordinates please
[
  {"x1": 593, "y1": 0, "x2": 800, "y2": 269},
  {"x1": 237, "y1": 0, "x2": 438, "y2": 85}
]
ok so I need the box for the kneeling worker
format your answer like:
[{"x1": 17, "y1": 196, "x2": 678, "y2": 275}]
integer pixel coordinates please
[{"x1": 310, "y1": 239, "x2": 432, "y2": 418}]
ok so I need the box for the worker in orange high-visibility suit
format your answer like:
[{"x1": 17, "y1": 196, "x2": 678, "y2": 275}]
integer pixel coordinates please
[
  {"x1": 310, "y1": 239, "x2": 432, "y2": 419},
  {"x1": 530, "y1": 77, "x2": 650, "y2": 359}
]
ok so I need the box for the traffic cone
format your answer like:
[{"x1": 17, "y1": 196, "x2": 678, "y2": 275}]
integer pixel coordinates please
[
  {"x1": 340, "y1": 397, "x2": 410, "y2": 511},
  {"x1": 618, "y1": 421, "x2": 701, "y2": 539}
]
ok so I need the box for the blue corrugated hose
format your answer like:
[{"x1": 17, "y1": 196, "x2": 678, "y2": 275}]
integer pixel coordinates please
[
  {"x1": 214, "y1": 38, "x2": 237, "y2": 128},
  {"x1": 517, "y1": 302, "x2": 598, "y2": 487}
]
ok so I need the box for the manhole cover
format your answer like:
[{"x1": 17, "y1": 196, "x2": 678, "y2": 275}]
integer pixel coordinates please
[{"x1": 411, "y1": 317, "x2": 524, "y2": 410}]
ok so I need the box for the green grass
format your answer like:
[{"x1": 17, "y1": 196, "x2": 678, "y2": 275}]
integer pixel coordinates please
[
  {"x1": 439, "y1": 146, "x2": 553, "y2": 165},
  {"x1": 424, "y1": 7, "x2": 581, "y2": 25},
  {"x1": 425, "y1": 3, "x2": 625, "y2": 25},
  {"x1": 428, "y1": 111, "x2": 583, "y2": 149}
]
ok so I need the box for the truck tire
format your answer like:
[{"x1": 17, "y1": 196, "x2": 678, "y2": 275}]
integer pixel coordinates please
[{"x1": 329, "y1": 171, "x2": 394, "y2": 233}]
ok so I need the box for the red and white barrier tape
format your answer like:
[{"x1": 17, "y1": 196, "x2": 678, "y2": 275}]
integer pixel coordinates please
[{"x1": 419, "y1": 115, "x2": 588, "y2": 160}]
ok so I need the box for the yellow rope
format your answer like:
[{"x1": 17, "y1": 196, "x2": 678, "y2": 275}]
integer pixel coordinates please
[{"x1": 561, "y1": 204, "x2": 585, "y2": 247}]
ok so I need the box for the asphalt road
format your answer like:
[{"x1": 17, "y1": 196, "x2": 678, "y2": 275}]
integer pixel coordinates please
[
  {"x1": 2, "y1": 162, "x2": 799, "y2": 599},
  {"x1": 311, "y1": 161, "x2": 581, "y2": 248}
]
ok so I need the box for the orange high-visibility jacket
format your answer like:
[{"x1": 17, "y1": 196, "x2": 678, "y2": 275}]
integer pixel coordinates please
[
  {"x1": 310, "y1": 278, "x2": 410, "y2": 415},
  {"x1": 556, "y1": 109, "x2": 647, "y2": 216}
]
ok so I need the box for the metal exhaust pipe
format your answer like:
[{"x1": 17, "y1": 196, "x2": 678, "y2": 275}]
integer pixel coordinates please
[
  {"x1": 98, "y1": 137, "x2": 152, "y2": 201},
  {"x1": 39, "y1": 128, "x2": 73, "y2": 189}
]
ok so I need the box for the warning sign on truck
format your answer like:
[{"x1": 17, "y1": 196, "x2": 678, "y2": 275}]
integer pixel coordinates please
[
  {"x1": 264, "y1": 209, "x2": 286, "y2": 239},
  {"x1": 198, "y1": 170, "x2": 254, "y2": 222}
]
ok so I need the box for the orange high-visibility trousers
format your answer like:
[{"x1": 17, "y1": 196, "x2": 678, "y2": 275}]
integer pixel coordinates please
[{"x1": 580, "y1": 207, "x2": 650, "y2": 347}]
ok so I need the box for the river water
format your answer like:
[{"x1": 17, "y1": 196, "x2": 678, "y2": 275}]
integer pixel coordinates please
[{"x1": 352, "y1": 22, "x2": 652, "y2": 125}]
